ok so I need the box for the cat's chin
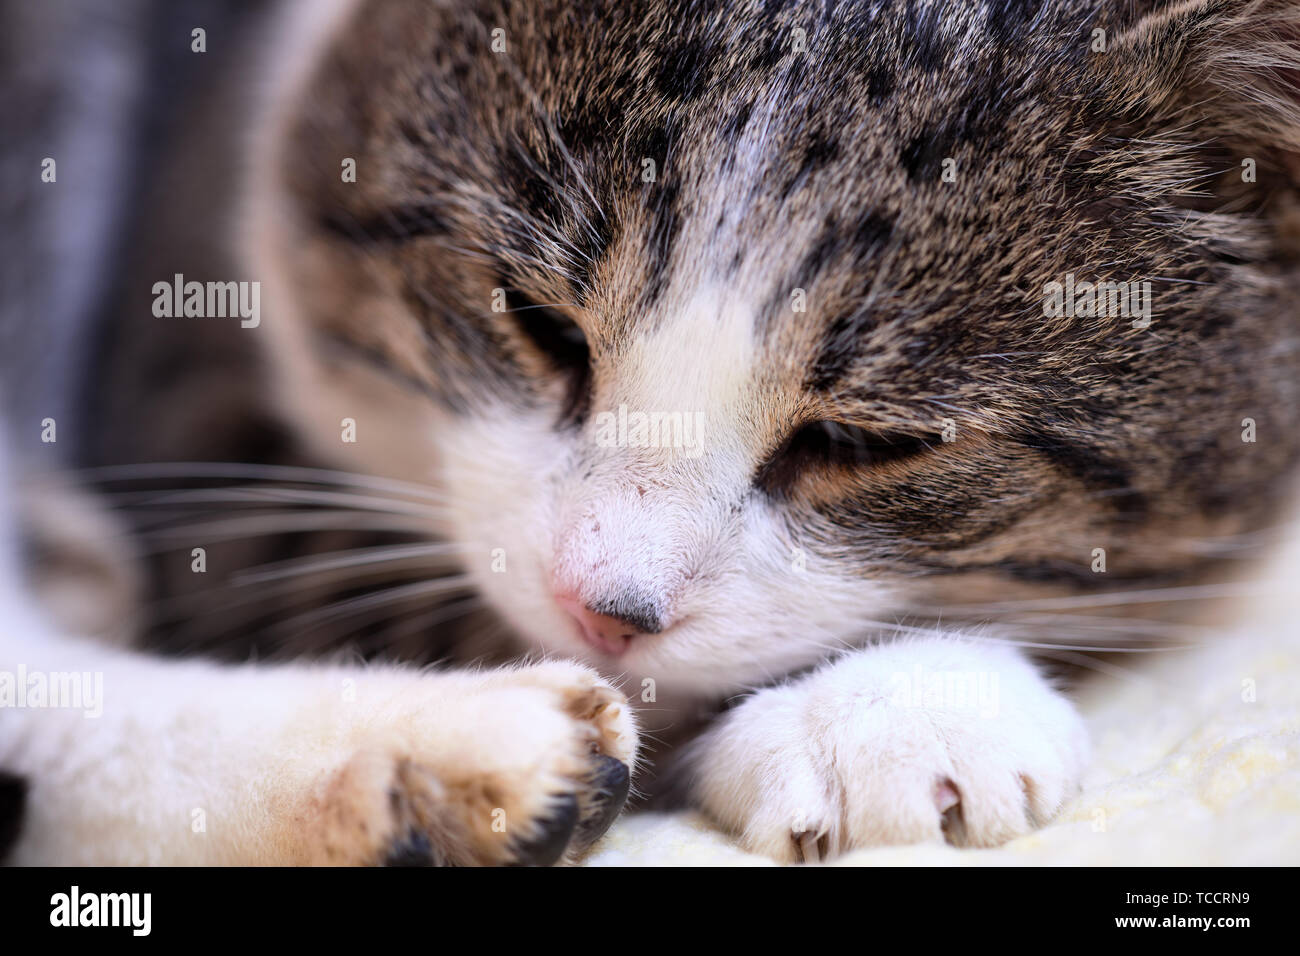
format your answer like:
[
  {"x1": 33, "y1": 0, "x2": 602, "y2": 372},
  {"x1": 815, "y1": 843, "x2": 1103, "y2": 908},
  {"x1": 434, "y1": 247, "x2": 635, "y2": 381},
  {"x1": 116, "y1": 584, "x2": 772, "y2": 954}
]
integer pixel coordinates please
[
  {"x1": 573, "y1": 628, "x2": 630, "y2": 657},
  {"x1": 547, "y1": 627, "x2": 633, "y2": 664},
  {"x1": 502, "y1": 598, "x2": 821, "y2": 696},
  {"x1": 514, "y1": 619, "x2": 656, "y2": 677}
]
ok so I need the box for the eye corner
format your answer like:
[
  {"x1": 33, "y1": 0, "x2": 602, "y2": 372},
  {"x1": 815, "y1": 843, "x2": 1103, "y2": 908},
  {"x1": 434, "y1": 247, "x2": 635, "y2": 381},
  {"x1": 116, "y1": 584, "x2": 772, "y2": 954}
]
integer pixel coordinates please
[
  {"x1": 755, "y1": 418, "x2": 939, "y2": 495},
  {"x1": 501, "y1": 288, "x2": 589, "y2": 365},
  {"x1": 500, "y1": 286, "x2": 592, "y2": 423}
]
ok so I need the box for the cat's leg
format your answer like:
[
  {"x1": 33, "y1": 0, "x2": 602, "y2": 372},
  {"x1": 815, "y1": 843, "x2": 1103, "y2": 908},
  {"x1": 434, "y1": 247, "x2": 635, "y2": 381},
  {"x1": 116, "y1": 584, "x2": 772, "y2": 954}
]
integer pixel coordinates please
[
  {"x1": 682, "y1": 634, "x2": 1087, "y2": 862},
  {"x1": 0, "y1": 612, "x2": 637, "y2": 865}
]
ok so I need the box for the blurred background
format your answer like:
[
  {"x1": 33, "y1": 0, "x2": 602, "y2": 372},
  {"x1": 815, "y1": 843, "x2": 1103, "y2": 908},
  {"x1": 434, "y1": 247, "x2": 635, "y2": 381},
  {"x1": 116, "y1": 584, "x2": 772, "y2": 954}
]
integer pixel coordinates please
[
  {"x1": 1, "y1": 1, "x2": 278, "y2": 455},
  {"x1": 0, "y1": 0, "x2": 460, "y2": 664}
]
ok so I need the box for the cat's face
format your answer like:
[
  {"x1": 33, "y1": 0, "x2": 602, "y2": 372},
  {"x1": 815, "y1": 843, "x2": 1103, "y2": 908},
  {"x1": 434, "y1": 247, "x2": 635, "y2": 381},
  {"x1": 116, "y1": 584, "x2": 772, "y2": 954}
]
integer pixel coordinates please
[{"x1": 249, "y1": 0, "x2": 1300, "y2": 693}]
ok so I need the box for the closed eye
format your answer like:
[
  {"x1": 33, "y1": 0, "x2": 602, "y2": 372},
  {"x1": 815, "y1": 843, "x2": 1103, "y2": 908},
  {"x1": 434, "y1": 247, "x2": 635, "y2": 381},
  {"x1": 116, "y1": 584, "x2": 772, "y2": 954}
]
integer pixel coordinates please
[
  {"x1": 756, "y1": 420, "x2": 937, "y2": 495},
  {"x1": 504, "y1": 289, "x2": 591, "y2": 423}
]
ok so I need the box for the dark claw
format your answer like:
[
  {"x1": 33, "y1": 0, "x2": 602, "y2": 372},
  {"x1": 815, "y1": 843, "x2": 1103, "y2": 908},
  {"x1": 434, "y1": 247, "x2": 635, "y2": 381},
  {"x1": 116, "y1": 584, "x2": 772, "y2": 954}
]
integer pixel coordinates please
[
  {"x1": 509, "y1": 792, "x2": 580, "y2": 866},
  {"x1": 383, "y1": 828, "x2": 440, "y2": 866},
  {"x1": 573, "y1": 756, "x2": 631, "y2": 850},
  {"x1": 0, "y1": 770, "x2": 27, "y2": 864}
]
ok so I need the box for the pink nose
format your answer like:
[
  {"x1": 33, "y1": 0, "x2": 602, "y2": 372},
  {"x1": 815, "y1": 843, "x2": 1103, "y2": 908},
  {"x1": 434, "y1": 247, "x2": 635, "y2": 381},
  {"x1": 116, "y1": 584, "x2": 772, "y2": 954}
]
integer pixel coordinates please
[{"x1": 556, "y1": 595, "x2": 645, "y2": 655}]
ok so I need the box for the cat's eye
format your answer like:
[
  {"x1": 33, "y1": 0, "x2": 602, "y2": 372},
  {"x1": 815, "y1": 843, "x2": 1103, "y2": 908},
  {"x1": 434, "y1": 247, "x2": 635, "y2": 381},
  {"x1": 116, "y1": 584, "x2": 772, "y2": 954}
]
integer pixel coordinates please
[
  {"x1": 504, "y1": 289, "x2": 591, "y2": 420},
  {"x1": 504, "y1": 290, "x2": 588, "y2": 369},
  {"x1": 756, "y1": 420, "x2": 936, "y2": 494}
]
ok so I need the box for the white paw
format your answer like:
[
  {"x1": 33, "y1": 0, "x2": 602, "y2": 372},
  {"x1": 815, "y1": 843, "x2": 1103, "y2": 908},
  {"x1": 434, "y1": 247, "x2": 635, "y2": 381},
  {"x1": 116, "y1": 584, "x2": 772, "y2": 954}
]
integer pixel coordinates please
[
  {"x1": 685, "y1": 637, "x2": 1088, "y2": 862},
  {"x1": 294, "y1": 660, "x2": 638, "y2": 866}
]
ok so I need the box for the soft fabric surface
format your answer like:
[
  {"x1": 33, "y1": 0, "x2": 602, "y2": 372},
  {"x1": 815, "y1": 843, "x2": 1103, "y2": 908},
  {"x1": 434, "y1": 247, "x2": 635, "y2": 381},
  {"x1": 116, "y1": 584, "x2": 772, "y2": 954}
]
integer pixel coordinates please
[{"x1": 587, "y1": 533, "x2": 1300, "y2": 866}]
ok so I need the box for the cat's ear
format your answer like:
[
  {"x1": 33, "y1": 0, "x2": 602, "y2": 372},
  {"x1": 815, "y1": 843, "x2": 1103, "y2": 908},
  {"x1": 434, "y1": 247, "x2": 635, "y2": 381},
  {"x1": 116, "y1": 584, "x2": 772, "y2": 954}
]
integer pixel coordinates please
[{"x1": 1102, "y1": 0, "x2": 1300, "y2": 156}]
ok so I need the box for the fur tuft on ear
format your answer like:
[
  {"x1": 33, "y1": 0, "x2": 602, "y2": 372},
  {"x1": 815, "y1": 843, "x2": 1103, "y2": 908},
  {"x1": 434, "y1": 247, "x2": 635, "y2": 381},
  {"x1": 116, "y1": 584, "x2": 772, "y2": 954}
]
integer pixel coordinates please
[{"x1": 1109, "y1": 0, "x2": 1300, "y2": 155}]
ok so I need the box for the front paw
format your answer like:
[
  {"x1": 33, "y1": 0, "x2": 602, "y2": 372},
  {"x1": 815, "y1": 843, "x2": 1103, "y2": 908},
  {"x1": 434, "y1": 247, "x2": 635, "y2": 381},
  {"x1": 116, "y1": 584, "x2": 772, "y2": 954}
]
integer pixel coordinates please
[
  {"x1": 299, "y1": 660, "x2": 638, "y2": 866},
  {"x1": 685, "y1": 638, "x2": 1087, "y2": 862}
]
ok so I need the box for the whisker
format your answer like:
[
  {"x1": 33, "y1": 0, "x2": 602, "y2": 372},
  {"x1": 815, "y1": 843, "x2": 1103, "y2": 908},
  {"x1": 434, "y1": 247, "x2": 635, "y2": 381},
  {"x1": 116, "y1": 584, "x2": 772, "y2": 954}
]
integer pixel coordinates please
[
  {"x1": 64, "y1": 461, "x2": 446, "y2": 502},
  {"x1": 340, "y1": 595, "x2": 488, "y2": 656},
  {"x1": 232, "y1": 542, "x2": 467, "y2": 586},
  {"x1": 833, "y1": 614, "x2": 1198, "y2": 653},
  {"x1": 942, "y1": 581, "x2": 1276, "y2": 613},
  {"x1": 993, "y1": 612, "x2": 1213, "y2": 639},
  {"x1": 128, "y1": 512, "x2": 432, "y2": 551},
  {"x1": 270, "y1": 576, "x2": 474, "y2": 633},
  {"x1": 270, "y1": 592, "x2": 485, "y2": 663},
  {"x1": 1029, "y1": 648, "x2": 1165, "y2": 687},
  {"x1": 106, "y1": 485, "x2": 449, "y2": 520}
]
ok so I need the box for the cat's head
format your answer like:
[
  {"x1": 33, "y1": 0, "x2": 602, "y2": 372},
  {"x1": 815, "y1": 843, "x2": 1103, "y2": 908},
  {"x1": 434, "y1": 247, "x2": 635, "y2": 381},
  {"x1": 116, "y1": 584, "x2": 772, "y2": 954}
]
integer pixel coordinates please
[{"x1": 244, "y1": 0, "x2": 1300, "y2": 693}]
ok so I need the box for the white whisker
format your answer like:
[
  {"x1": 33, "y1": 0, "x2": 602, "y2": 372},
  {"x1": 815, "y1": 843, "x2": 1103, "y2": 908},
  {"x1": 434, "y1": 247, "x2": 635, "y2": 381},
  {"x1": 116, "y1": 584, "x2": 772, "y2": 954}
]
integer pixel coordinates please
[
  {"x1": 233, "y1": 542, "x2": 466, "y2": 586},
  {"x1": 131, "y1": 512, "x2": 429, "y2": 550},
  {"x1": 944, "y1": 581, "x2": 1275, "y2": 613},
  {"x1": 67, "y1": 461, "x2": 446, "y2": 502},
  {"x1": 273, "y1": 576, "x2": 474, "y2": 632},
  {"x1": 109, "y1": 485, "x2": 448, "y2": 520}
]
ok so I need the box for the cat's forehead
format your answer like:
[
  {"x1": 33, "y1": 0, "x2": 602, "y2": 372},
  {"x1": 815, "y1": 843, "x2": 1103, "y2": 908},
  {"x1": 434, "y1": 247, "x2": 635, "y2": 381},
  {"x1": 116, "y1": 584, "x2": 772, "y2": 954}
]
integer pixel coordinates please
[
  {"x1": 289, "y1": 0, "x2": 1099, "y2": 424},
  {"x1": 558, "y1": 12, "x2": 1064, "y2": 420},
  {"x1": 509, "y1": 21, "x2": 1045, "y2": 288}
]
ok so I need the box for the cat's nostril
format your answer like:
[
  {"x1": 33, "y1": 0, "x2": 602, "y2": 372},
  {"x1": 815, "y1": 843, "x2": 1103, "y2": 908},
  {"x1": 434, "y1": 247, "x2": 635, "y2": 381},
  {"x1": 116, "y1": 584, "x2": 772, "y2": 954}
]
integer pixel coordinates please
[
  {"x1": 589, "y1": 595, "x2": 665, "y2": 636},
  {"x1": 555, "y1": 593, "x2": 663, "y2": 656}
]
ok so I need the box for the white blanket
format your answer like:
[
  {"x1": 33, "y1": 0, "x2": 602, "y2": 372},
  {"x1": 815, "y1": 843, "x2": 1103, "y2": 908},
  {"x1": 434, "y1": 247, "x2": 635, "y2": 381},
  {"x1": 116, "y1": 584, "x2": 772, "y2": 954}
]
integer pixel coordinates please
[{"x1": 587, "y1": 533, "x2": 1300, "y2": 866}]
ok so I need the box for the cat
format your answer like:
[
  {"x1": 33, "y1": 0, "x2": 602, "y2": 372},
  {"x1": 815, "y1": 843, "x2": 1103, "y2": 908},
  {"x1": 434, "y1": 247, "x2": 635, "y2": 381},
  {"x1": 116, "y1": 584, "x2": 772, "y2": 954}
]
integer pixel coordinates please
[{"x1": 3, "y1": 0, "x2": 1299, "y2": 865}]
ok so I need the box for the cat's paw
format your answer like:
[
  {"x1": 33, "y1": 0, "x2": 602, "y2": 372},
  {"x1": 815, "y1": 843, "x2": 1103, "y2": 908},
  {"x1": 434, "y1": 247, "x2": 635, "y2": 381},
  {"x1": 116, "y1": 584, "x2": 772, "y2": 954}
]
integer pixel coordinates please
[
  {"x1": 298, "y1": 660, "x2": 638, "y2": 866},
  {"x1": 686, "y1": 638, "x2": 1087, "y2": 863}
]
